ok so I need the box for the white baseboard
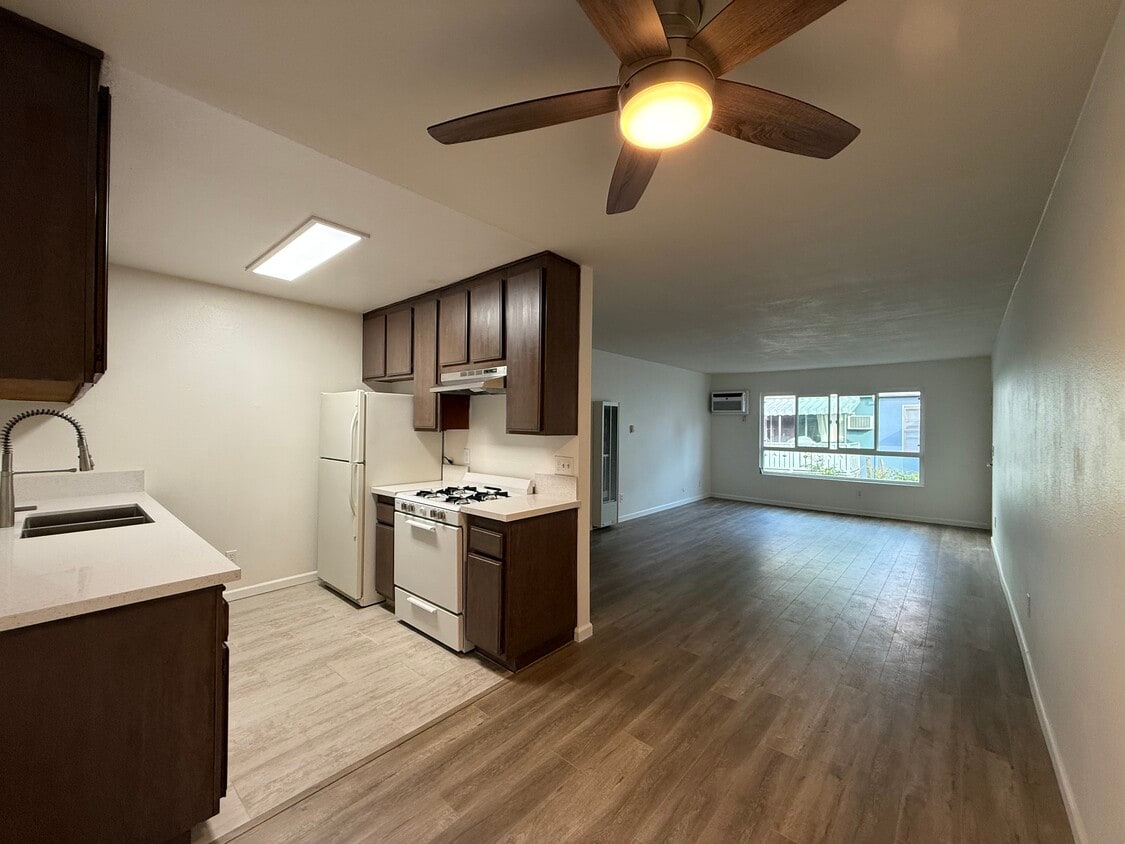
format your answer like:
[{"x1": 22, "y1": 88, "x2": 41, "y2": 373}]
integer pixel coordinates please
[
  {"x1": 224, "y1": 571, "x2": 319, "y2": 602},
  {"x1": 574, "y1": 622, "x2": 594, "y2": 642},
  {"x1": 991, "y1": 538, "x2": 1088, "y2": 844},
  {"x1": 711, "y1": 493, "x2": 989, "y2": 530},
  {"x1": 619, "y1": 494, "x2": 709, "y2": 523}
]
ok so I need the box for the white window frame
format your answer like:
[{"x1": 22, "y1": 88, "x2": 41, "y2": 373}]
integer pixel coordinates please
[{"x1": 759, "y1": 390, "x2": 924, "y2": 486}]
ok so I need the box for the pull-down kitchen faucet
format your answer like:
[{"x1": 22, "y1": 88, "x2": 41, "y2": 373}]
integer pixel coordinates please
[{"x1": 1, "y1": 409, "x2": 95, "y2": 528}]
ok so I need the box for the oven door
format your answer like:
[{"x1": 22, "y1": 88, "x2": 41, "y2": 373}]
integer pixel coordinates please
[{"x1": 393, "y1": 512, "x2": 464, "y2": 613}]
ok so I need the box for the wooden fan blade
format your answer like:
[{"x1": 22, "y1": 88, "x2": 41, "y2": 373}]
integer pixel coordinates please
[
  {"x1": 689, "y1": 0, "x2": 848, "y2": 77},
  {"x1": 709, "y1": 79, "x2": 858, "y2": 158},
  {"x1": 428, "y1": 87, "x2": 619, "y2": 144},
  {"x1": 606, "y1": 143, "x2": 660, "y2": 214},
  {"x1": 577, "y1": 0, "x2": 669, "y2": 65}
]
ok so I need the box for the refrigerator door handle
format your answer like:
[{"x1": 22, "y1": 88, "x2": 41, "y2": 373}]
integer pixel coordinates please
[
  {"x1": 349, "y1": 462, "x2": 359, "y2": 517},
  {"x1": 349, "y1": 408, "x2": 360, "y2": 464}
]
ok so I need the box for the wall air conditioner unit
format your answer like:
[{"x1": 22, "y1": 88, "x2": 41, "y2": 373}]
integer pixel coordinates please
[{"x1": 710, "y1": 390, "x2": 749, "y2": 414}]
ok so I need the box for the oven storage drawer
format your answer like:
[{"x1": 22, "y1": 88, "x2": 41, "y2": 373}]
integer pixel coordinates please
[
  {"x1": 395, "y1": 587, "x2": 471, "y2": 652},
  {"x1": 393, "y1": 512, "x2": 464, "y2": 612}
]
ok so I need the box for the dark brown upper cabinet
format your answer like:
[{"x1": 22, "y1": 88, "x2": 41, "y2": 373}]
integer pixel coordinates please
[
  {"x1": 412, "y1": 298, "x2": 440, "y2": 431},
  {"x1": 412, "y1": 298, "x2": 469, "y2": 432},
  {"x1": 440, "y1": 277, "x2": 503, "y2": 371},
  {"x1": 438, "y1": 287, "x2": 469, "y2": 368},
  {"x1": 361, "y1": 313, "x2": 386, "y2": 380},
  {"x1": 504, "y1": 255, "x2": 580, "y2": 436},
  {"x1": 0, "y1": 9, "x2": 111, "y2": 403},
  {"x1": 384, "y1": 307, "x2": 414, "y2": 379},
  {"x1": 468, "y1": 275, "x2": 505, "y2": 364},
  {"x1": 360, "y1": 251, "x2": 577, "y2": 434}
]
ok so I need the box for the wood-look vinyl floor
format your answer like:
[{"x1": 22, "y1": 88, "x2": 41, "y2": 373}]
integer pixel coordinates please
[
  {"x1": 192, "y1": 583, "x2": 506, "y2": 842},
  {"x1": 231, "y1": 500, "x2": 1073, "y2": 843}
]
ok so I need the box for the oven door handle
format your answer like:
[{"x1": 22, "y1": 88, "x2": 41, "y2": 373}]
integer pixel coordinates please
[
  {"x1": 406, "y1": 595, "x2": 440, "y2": 614},
  {"x1": 403, "y1": 516, "x2": 438, "y2": 532}
]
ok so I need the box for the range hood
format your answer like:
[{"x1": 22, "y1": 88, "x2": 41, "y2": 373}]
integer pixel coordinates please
[{"x1": 430, "y1": 365, "x2": 507, "y2": 395}]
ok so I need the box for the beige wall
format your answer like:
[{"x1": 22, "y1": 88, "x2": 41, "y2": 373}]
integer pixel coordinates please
[
  {"x1": 443, "y1": 396, "x2": 574, "y2": 478},
  {"x1": 710, "y1": 357, "x2": 993, "y2": 528},
  {"x1": 0, "y1": 265, "x2": 361, "y2": 591},
  {"x1": 592, "y1": 349, "x2": 711, "y2": 520},
  {"x1": 991, "y1": 8, "x2": 1125, "y2": 842}
]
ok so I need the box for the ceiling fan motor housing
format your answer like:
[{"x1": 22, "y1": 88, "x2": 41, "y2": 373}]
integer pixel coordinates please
[{"x1": 618, "y1": 57, "x2": 715, "y2": 113}]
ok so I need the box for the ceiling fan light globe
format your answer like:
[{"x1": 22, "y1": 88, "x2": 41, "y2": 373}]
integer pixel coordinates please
[{"x1": 619, "y1": 80, "x2": 712, "y2": 149}]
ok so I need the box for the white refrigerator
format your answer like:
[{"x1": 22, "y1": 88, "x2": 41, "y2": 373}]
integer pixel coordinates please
[{"x1": 317, "y1": 391, "x2": 442, "y2": 606}]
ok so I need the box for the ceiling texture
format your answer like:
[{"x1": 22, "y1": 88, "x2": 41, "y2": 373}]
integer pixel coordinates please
[{"x1": 8, "y1": 0, "x2": 1120, "y2": 372}]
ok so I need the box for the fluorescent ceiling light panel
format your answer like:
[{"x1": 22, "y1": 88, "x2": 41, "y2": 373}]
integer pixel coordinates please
[{"x1": 248, "y1": 217, "x2": 368, "y2": 281}]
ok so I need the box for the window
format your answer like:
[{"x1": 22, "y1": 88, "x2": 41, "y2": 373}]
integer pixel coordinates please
[{"x1": 760, "y1": 390, "x2": 922, "y2": 485}]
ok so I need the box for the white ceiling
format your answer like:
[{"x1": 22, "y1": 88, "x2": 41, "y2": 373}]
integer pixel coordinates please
[
  {"x1": 99, "y1": 67, "x2": 537, "y2": 312},
  {"x1": 8, "y1": 0, "x2": 1120, "y2": 371}
]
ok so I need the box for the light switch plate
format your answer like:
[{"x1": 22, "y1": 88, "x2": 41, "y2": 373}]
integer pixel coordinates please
[{"x1": 555, "y1": 455, "x2": 575, "y2": 476}]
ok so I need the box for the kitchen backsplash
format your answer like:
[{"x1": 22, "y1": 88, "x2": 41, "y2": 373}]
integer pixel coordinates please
[{"x1": 442, "y1": 394, "x2": 576, "y2": 481}]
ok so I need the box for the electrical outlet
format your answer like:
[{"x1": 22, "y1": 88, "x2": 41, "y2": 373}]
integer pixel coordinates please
[
  {"x1": 555, "y1": 455, "x2": 575, "y2": 476},
  {"x1": 225, "y1": 550, "x2": 238, "y2": 563},
  {"x1": 462, "y1": 448, "x2": 470, "y2": 466}
]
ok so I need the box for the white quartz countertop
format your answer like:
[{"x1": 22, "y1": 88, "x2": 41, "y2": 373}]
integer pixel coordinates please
[
  {"x1": 370, "y1": 480, "x2": 444, "y2": 497},
  {"x1": 0, "y1": 490, "x2": 241, "y2": 632},
  {"x1": 461, "y1": 494, "x2": 580, "y2": 523}
]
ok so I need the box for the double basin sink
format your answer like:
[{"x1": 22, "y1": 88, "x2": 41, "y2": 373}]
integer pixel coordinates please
[{"x1": 20, "y1": 504, "x2": 153, "y2": 539}]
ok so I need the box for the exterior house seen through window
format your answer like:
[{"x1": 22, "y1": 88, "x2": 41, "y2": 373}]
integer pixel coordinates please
[{"x1": 761, "y1": 391, "x2": 922, "y2": 485}]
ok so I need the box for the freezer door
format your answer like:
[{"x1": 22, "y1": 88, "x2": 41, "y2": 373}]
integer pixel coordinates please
[
  {"x1": 319, "y1": 390, "x2": 365, "y2": 462},
  {"x1": 317, "y1": 458, "x2": 364, "y2": 600}
]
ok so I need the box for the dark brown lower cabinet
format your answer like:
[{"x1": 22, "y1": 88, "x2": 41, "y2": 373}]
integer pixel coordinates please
[
  {"x1": 374, "y1": 495, "x2": 396, "y2": 601},
  {"x1": 465, "y1": 552, "x2": 504, "y2": 655},
  {"x1": 0, "y1": 586, "x2": 229, "y2": 844},
  {"x1": 465, "y1": 508, "x2": 577, "y2": 671}
]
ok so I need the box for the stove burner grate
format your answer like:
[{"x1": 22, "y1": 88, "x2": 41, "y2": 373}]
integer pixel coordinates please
[{"x1": 413, "y1": 485, "x2": 512, "y2": 505}]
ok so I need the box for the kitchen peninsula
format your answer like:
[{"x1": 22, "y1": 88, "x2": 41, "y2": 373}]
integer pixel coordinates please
[{"x1": 0, "y1": 471, "x2": 240, "y2": 844}]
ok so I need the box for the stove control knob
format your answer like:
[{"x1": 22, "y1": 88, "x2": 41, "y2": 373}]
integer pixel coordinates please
[{"x1": 430, "y1": 508, "x2": 442, "y2": 520}]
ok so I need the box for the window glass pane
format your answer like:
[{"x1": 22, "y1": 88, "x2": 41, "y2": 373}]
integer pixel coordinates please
[
  {"x1": 837, "y1": 394, "x2": 875, "y2": 449},
  {"x1": 761, "y1": 450, "x2": 920, "y2": 484},
  {"x1": 796, "y1": 396, "x2": 831, "y2": 448},
  {"x1": 762, "y1": 395, "x2": 795, "y2": 447},
  {"x1": 877, "y1": 392, "x2": 922, "y2": 453}
]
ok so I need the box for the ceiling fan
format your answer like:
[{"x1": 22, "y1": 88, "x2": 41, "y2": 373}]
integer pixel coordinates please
[{"x1": 427, "y1": 0, "x2": 860, "y2": 215}]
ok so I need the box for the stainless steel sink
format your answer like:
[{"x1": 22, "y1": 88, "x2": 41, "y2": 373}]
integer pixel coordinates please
[{"x1": 20, "y1": 504, "x2": 153, "y2": 538}]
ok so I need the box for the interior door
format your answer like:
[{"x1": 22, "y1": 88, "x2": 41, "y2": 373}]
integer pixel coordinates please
[
  {"x1": 316, "y1": 458, "x2": 362, "y2": 600},
  {"x1": 319, "y1": 391, "x2": 363, "y2": 462}
]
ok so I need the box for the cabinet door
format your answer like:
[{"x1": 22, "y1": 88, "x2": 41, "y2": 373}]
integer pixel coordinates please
[
  {"x1": 374, "y1": 522, "x2": 394, "y2": 600},
  {"x1": 438, "y1": 288, "x2": 469, "y2": 367},
  {"x1": 362, "y1": 313, "x2": 386, "y2": 380},
  {"x1": 385, "y1": 308, "x2": 413, "y2": 378},
  {"x1": 466, "y1": 552, "x2": 504, "y2": 656},
  {"x1": 412, "y1": 299, "x2": 439, "y2": 431},
  {"x1": 504, "y1": 268, "x2": 544, "y2": 433},
  {"x1": 0, "y1": 11, "x2": 103, "y2": 401},
  {"x1": 219, "y1": 642, "x2": 229, "y2": 796},
  {"x1": 469, "y1": 276, "x2": 504, "y2": 364}
]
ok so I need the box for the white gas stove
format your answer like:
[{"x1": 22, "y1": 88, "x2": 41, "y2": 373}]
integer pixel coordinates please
[
  {"x1": 394, "y1": 473, "x2": 534, "y2": 524},
  {"x1": 393, "y1": 473, "x2": 532, "y2": 652}
]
